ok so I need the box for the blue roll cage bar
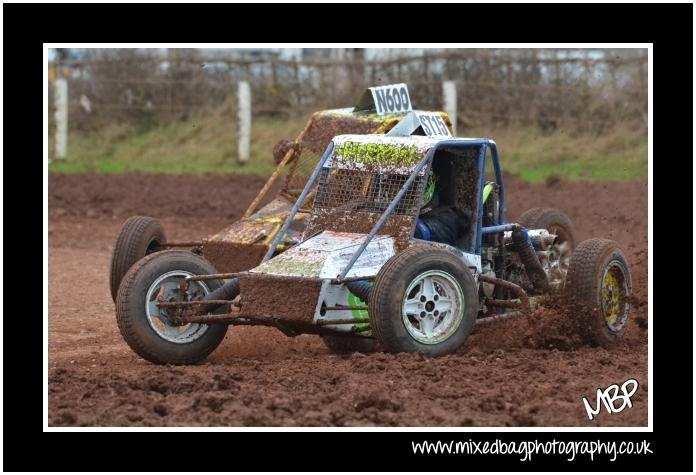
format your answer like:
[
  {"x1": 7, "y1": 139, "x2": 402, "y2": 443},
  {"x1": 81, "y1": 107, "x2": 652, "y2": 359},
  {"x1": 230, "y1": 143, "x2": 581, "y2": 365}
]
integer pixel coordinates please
[{"x1": 262, "y1": 138, "x2": 509, "y2": 279}]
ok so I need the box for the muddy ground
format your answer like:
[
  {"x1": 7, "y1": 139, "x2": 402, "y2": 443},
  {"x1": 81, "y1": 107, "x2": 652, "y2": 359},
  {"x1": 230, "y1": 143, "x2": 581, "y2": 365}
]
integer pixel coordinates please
[{"x1": 48, "y1": 173, "x2": 648, "y2": 427}]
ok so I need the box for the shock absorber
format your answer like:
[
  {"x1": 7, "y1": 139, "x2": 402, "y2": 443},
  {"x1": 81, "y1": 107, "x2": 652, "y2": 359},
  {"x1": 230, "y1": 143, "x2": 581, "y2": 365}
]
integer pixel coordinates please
[
  {"x1": 511, "y1": 226, "x2": 549, "y2": 291},
  {"x1": 199, "y1": 277, "x2": 241, "y2": 312}
]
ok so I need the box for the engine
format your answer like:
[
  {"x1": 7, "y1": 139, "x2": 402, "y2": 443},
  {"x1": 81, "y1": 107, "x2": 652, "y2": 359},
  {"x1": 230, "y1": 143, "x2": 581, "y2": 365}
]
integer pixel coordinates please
[{"x1": 481, "y1": 229, "x2": 561, "y2": 299}]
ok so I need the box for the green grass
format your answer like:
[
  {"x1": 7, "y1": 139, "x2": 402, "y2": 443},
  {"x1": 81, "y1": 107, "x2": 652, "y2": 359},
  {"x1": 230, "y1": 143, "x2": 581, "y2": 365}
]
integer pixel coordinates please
[
  {"x1": 49, "y1": 112, "x2": 307, "y2": 175},
  {"x1": 49, "y1": 111, "x2": 647, "y2": 182},
  {"x1": 472, "y1": 126, "x2": 648, "y2": 183}
]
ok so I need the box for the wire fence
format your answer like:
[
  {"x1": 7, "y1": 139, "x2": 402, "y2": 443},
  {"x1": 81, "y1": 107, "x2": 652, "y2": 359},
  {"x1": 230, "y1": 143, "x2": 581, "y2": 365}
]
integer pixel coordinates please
[{"x1": 48, "y1": 48, "x2": 648, "y2": 136}]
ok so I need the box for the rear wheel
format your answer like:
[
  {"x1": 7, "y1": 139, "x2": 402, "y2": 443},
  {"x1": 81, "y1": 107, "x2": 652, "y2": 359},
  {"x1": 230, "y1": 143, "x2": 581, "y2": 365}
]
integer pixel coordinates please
[
  {"x1": 369, "y1": 246, "x2": 478, "y2": 356},
  {"x1": 116, "y1": 250, "x2": 228, "y2": 365},
  {"x1": 518, "y1": 207, "x2": 576, "y2": 287},
  {"x1": 565, "y1": 238, "x2": 632, "y2": 345},
  {"x1": 110, "y1": 216, "x2": 167, "y2": 302}
]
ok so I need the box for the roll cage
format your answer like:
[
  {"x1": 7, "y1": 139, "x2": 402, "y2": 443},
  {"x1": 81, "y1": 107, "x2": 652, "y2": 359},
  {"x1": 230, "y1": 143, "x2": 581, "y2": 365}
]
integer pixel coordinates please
[{"x1": 263, "y1": 135, "x2": 506, "y2": 279}]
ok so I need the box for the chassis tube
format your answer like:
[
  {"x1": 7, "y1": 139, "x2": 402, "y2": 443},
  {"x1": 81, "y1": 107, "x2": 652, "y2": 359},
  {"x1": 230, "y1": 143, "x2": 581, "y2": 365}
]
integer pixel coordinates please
[
  {"x1": 488, "y1": 140, "x2": 505, "y2": 224},
  {"x1": 262, "y1": 142, "x2": 335, "y2": 263},
  {"x1": 481, "y1": 223, "x2": 515, "y2": 235}
]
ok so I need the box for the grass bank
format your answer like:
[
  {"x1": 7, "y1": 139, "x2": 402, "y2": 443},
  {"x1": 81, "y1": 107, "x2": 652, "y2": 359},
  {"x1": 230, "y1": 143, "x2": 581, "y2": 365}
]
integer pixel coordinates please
[{"x1": 49, "y1": 112, "x2": 647, "y2": 183}]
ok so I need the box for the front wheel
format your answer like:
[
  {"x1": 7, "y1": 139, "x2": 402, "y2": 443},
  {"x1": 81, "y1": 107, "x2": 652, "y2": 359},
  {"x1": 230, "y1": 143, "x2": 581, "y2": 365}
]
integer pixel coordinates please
[
  {"x1": 369, "y1": 246, "x2": 478, "y2": 356},
  {"x1": 115, "y1": 250, "x2": 228, "y2": 365},
  {"x1": 565, "y1": 238, "x2": 632, "y2": 345}
]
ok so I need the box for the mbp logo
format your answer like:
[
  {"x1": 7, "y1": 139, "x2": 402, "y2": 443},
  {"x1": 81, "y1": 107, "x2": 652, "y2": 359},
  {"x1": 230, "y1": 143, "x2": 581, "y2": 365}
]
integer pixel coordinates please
[{"x1": 582, "y1": 378, "x2": 639, "y2": 420}]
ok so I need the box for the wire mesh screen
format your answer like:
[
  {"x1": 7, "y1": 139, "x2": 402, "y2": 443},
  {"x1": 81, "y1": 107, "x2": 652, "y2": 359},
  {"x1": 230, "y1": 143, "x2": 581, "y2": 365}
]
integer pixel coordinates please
[
  {"x1": 281, "y1": 113, "x2": 392, "y2": 195},
  {"x1": 281, "y1": 148, "x2": 324, "y2": 197},
  {"x1": 300, "y1": 137, "x2": 429, "y2": 249},
  {"x1": 302, "y1": 210, "x2": 416, "y2": 251},
  {"x1": 313, "y1": 168, "x2": 427, "y2": 216}
]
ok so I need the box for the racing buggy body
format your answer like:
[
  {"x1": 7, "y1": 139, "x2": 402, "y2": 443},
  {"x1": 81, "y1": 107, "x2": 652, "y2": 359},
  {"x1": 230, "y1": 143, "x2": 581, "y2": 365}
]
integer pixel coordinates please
[
  {"x1": 109, "y1": 84, "x2": 453, "y2": 298},
  {"x1": 114, "y1": 114, "x2": 633, "y2": 364}
]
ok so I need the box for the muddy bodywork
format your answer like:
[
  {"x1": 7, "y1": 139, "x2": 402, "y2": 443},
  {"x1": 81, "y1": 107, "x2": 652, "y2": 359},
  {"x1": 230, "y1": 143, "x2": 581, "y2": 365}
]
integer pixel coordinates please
[
  {"x1": 251, "y1": 231, "x2": 395, "y2": 280},
  {"x1": 202, "y1": 196, "x2": 309, "y2": 273},
  {"x1": 202, "y1": 106, "x2": 453, "y2": 274},
  {"x1": 237, "y1": 231, "x2": 395, "y2": 325},
  {"x1": 234, "y1": 134, "x2": 488, "y2": 333}
]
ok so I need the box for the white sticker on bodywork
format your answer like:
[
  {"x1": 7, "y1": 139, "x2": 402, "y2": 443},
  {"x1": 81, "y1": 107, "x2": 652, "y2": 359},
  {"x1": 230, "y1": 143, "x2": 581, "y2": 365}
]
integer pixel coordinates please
[
  {"x1": 250, "y1": 231, "x2": 395, "y2": 279},
  {"x1": 320, "y1": 234, "x2": 395, "y2": 278},
  {"x1": 460, "y1": 252, "x2": 482, "y2": 273},
  {"x1": 415, "y1": 112, "x2": 451, "y2": 137}
]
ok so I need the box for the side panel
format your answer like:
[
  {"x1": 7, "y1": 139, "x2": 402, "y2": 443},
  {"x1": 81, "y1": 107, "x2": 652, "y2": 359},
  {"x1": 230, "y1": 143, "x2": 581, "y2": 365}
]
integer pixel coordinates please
[
  {"x1": 312, "y1": 281, "x2": 369, "y2": 334},
  {"x1": 238, "y1": 274, "x2": 323, "y2": 323},
  {"x1": 320, "y1": 235, "x2": 395, "y2": 279}
]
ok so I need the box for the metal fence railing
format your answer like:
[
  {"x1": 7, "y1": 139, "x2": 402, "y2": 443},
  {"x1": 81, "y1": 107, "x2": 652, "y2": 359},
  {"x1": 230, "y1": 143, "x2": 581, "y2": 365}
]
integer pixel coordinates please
[{"x1": 48, "y1": 48, "x2": 648, "y2": 158}]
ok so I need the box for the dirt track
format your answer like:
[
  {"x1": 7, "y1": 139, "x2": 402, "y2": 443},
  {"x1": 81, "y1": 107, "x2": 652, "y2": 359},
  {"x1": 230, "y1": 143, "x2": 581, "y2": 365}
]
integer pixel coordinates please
[{"x1": 48, "y1": 173, "x2": 648, "y2": 427}]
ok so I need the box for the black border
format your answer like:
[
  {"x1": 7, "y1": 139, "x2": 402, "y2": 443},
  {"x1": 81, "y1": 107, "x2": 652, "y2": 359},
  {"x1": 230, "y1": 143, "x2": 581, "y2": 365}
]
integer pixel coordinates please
[{"x1": 3, "y1": 2, "x2": 692, "y2": 472}]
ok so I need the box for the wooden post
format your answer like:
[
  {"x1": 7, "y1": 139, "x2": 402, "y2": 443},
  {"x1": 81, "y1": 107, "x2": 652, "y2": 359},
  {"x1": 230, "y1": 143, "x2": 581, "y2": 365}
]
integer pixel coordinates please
[
  {"x1": 237, "y1": 81, "x2": 251, "y2": 163},
  {"x1": 442, "y1": 80, "x2": 457, "y2": 136},
  {"x1": 271, "y1": 60, "x2": 278, "y2": 88},
  {"x1": 54, "y1": 78, "x2": 68, "y2": 160}
]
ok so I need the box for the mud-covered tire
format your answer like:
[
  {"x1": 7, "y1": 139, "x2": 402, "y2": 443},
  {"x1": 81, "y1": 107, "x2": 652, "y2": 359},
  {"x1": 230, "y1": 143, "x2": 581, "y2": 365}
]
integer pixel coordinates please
[
  {"x1": 518, "y1": 207, "x2": 576, "y2": 249},
  {"x1": 110, "y1": 216, "x2": 167, "y2": 302},
  {"x1": 369, "y1": 246, "x2": 478, "y2": 357},
  {"x1": 321, "y1": 335, "x2": 380, "y2": 354},
  {"x1": 566, "y1": 238, "x2": 632, "y2": 345},
  {"x1": 116, "y1": 250, "x2": 228, "y2": 365}
]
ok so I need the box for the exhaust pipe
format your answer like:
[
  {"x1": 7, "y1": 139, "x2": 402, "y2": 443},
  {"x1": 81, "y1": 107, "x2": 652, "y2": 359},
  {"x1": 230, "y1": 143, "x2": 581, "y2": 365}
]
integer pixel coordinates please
[
  {"x1": 511, "y1": 226, "x2": 549, "y2": 291},
  {"x1": 346, "y1": 280, "x2": 372, "y2": 304},
  {"x1": 199, "y1": 277, "x2": 241, "y2": 312},
  {"x1": 504, "y1": 229, "x2": 556, "y2": 250}
]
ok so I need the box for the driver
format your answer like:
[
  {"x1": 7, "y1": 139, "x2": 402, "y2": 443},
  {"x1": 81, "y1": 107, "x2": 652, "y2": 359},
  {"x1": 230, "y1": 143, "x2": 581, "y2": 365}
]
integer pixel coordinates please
[{"x1": 414, "y1": 169, "x2": 472, "y2": 247}]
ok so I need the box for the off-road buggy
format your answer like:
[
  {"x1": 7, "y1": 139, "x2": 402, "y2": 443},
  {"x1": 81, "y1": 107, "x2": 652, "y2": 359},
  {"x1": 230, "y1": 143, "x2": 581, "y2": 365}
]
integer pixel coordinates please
[
  {"x1": 112, "y1": 88, "x2": 632, "y2": 364},
  {"x1": 109, "y1": 84, "x2": 452, "y2": 297}
]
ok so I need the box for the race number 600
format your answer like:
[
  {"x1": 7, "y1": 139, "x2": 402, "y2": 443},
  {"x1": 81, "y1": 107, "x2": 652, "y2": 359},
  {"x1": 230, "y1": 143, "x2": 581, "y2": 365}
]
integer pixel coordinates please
[{"x1": 370, "y1": 84, "x2": 412, "y2": 115}]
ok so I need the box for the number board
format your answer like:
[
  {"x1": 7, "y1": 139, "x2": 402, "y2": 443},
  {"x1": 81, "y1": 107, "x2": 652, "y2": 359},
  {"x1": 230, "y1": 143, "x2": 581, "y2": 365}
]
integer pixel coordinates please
[
  {"x1": 369, "y1": 84, "x2": 412, "y2": 115},
  {"x1": 415, "y1": 112, "x2": 451, "y2": 137}
]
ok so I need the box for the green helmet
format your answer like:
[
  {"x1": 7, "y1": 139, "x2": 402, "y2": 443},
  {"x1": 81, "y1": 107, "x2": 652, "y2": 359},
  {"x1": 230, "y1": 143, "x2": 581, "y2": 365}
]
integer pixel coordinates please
[{"x1": 422, "y1": 170, "x2": 436, "y2": 206}]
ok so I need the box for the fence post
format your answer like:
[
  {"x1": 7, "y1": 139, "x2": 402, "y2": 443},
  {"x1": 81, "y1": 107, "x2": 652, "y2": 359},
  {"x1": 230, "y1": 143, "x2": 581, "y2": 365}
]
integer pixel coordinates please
[
  {"x1": 442, "y1": 80, "x2": 457, "y2": 136},
  {"x1": 237, "y1": 80, "x2": 251, "y2": 163},
  {"x1": 54, "y1": 78, "x2": 68, "y2": 160}
]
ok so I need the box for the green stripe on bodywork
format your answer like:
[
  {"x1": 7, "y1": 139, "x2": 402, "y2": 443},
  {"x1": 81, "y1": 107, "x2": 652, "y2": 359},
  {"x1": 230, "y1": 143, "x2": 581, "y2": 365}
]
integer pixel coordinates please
[{"x1": 348, "y1": 292, "x2": 371, "y2": 334}]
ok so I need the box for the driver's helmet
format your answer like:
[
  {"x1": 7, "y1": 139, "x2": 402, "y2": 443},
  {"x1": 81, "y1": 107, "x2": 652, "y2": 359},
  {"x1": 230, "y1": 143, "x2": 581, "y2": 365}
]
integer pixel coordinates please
[{"x1": 422, "y1": 169, "x2": 436, "y2": 207}]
